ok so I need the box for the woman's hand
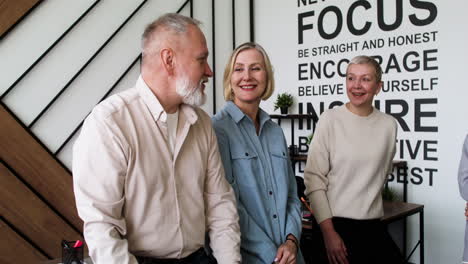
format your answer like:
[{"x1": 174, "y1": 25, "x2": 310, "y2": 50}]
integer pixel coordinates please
[
  {"x1": 320, "y1": 219, "x2": 349, "y2": 264},
  {"x1": 273, "y1": 235, "x2": 298, "y2": 264}
]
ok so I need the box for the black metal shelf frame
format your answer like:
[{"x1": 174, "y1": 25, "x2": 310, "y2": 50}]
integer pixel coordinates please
[
  {"x1": 250, "y1": 0, "x2": 255, "y2": 42},
  {"x1": 211, "y1": 0, "x2": 216, "y2": 114},
  {"x1": 232, "y1": 0, "x2": 236, "y2": 50}
]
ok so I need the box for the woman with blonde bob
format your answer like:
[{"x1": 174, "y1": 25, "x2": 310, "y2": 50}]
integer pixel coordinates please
[
  {"x1": 304, "y1": 55, "x2": 404, "y2": 264},
  {"x1": 212, "y1": 42, "x2": 305, "y2": 264}
]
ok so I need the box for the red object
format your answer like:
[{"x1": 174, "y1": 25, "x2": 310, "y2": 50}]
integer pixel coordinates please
[
  {"x1": 300, "y1": 197, "x2": 314, "y2": 214},
  {"x1": 73, "y1": 240, "x2": 83, "y2": 248}
]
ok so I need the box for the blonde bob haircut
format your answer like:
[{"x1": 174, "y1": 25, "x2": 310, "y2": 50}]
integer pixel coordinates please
[{"x1": 223, "y1": 42, "x2": 275, "y2": 101}]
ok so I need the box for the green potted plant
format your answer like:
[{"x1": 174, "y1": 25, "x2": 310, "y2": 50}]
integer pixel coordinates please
[
  {"x1": 306, "y1": 133, "x2": 313, "y2": 145},
  {"x1": 382, "y1": 184, "x2": 398, "y2": 201},
  {"x1": 274, "y1": 93, "x2": 293, "y2": 114}
]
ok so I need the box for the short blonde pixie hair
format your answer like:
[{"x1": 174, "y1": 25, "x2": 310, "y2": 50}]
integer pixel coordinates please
[
  {"x1": 347, "y1": 55, "x2": 383, "y2": 83},
  {"x1": 223, "y1": 42, "x2": 275, "y2": 101}
]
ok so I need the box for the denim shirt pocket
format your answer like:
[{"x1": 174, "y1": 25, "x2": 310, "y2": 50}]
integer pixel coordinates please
[
  {"x1": 270, "y1": 149, "x2": 291, "y2": 187},
  {"x1": 230, "y1": 146, "x2": 260, "y2": 188}
]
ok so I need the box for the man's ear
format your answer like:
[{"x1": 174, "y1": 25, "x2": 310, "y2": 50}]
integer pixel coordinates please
[{"x1": 161, "y1": 48, "x2": 175, "y2": 75}]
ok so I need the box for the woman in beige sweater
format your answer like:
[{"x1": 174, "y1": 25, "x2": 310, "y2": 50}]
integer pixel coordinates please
[{"x1": 304, "y1": 55, "x2": 404, "y2": 264}]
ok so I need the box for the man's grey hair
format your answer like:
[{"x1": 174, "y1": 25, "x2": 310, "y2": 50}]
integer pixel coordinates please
[{"x1": 141, "y1": 13, "x2": 201, "y2": 61}]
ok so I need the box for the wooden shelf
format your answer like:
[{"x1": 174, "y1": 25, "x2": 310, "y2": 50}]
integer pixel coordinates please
[
  {"x1": 302, "y1": 201, "x2": 424, "y2": 227},
  {"x1": 291, "y1": 154, "x2": 406, "y2": 168},
  {"x1": 392, "y1": 160, "x2": 407, "y2": 169},
  {"x1": 290, "y1": 154, "x2": 307, "y2": 161},
  {"x1": 381, "y1": 200, "x2": 424, "y2": 223}
]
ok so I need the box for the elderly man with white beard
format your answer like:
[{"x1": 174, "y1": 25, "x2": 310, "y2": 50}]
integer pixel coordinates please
[{"x1": 73, "y1": 13, "x2": 241, "y2": 264}]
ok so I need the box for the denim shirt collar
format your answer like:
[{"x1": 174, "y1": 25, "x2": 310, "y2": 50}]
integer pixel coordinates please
[{"x1": 225, "y1": 101, "x2": 271, "y2": 130}]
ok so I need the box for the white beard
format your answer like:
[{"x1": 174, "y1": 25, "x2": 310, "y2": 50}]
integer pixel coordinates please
[{"x1": 175, "y1": 74, "x2": 206, "y2": 107}]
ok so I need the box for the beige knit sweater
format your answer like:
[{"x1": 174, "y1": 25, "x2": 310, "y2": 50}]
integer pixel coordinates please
[{"x1": 304, "y1": 104, "x2": 397, "y2": 224}]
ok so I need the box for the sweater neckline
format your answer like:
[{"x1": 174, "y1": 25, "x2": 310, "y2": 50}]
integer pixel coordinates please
[{"x1": 340, "y1": 103, "x2": 378, "y2": 121}]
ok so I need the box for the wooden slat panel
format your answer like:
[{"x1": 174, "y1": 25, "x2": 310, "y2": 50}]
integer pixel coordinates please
[
  {"x1": 0, "y1": 162, "x2": 83, "y2": 258},
  {"x1": 0, "y1": 0, "x2": 41, "y2": 37},
  {"x1": 0, "y1": 218, "x2": 48, "y2": 264},
  {"x1": 0, "y1": 104, "x2": 83, "y2": 232}
]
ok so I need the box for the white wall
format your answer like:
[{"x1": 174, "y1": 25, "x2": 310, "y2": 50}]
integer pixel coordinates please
[{"x1": 255, "y1": 0, "x2": 468, "y2": 263}]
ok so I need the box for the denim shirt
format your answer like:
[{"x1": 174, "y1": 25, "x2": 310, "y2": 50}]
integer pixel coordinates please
[{"x1": 212, "y1": 101, "x2": 304, "y2": 264}]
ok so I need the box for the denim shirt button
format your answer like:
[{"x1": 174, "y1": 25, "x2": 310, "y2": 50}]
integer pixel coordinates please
[
  {"x1": 245, "y1": 152, "x2": 249, "y2": 156},
  {"x1": 273, "y1": 214, "x2": 277, "y2": 219},
  {"x1": 269, "y1": 191, "x2": 273, "y2": 195}
]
